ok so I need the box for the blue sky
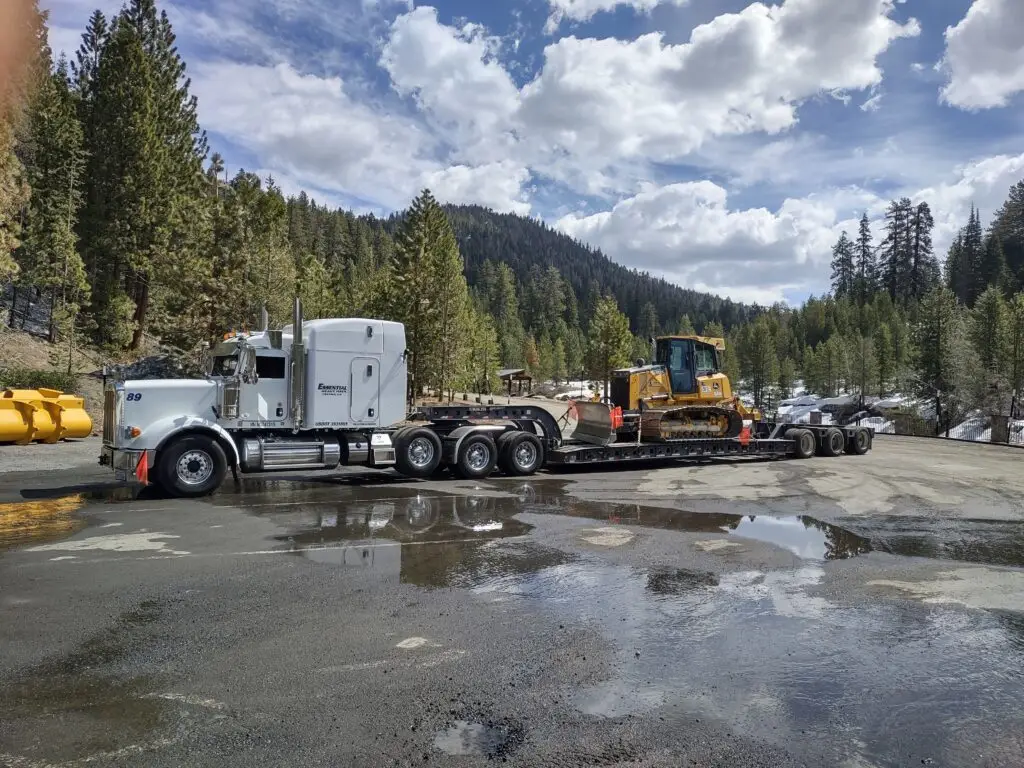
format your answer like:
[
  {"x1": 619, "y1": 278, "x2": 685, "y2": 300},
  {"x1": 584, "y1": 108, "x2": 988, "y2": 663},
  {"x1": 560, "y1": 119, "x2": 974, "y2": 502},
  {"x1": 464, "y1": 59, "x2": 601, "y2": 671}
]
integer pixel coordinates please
[{"x1": 43, "y1": 0, "x2": 1024, "y2": 305}]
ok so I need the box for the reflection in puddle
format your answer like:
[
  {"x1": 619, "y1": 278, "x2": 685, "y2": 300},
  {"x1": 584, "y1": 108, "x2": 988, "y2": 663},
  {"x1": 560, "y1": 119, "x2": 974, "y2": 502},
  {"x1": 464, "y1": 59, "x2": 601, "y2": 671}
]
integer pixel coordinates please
[
  {"x1": 0, "y1": 495, "x2": 85, "y2": 549},
  {"x1": 268, "y1": 494, "x2": 575, "y2": 588},
  {"x1": 432, "y1": 720, "x2": 524, "y2": 758},
  {"x1": 869, "y1": 517, "x2": 1024, "y2": 568},
  {"x1": 728, "y1": 515, "x2": 872, "y2": 560}
]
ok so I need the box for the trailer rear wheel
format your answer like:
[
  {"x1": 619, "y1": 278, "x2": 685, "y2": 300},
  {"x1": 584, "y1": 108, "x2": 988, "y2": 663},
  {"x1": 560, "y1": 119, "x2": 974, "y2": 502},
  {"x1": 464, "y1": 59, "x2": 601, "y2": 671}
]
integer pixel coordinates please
[
  {"x1": 394, "y1": 427, "x2": 442, "y2": 478},
  {"x1": 785, "y1": 428, "x2": 815, "y2": 459},
  {"x1": 455, "y1": 434, "x2": 498, "y2": 479},
  {"x1": 846, "y1": 427, "x2": 871, "y2": 455},
  {"x1": 819, "y1": 427, "x2": 845, "y2": 457},
  {"x1": 498, "y1": 432, "x2": 544, "y2": 476}
]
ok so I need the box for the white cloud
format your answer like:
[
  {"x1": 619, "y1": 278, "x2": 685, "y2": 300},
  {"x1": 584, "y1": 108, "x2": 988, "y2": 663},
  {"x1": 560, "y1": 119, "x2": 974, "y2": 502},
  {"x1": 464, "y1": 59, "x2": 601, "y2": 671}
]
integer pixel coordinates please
[
  {"x1": 191, "y1": 61, "x2": 532, "y2": 214},
  {"x1": 553, "y1": 153, "x2": 1024, "y2": 304},
  {"x1": 380, "y1": 6, "x2": 519, "y2": 164},
  {"x1": 421, "y1": 162, "x2": 533, "y2": 215},
  {"x1": 382, "y1": 0, "x2": 919, "y2": 196},
  {"x1": 860, "y1": 92, "x2": 884, "y2": 112},
  {"x1": 913, "y1": 153, "x2": 1024, "y2": 249},
  {"x1": 554, "y1": 182, "x2": 854, "y2": 303},
  {"x1": 939, "y1": 0, "x2": 1024, "y2": 109},
  {"x1": 544, "y1": 0, "x2": 688, "y2": 33}
]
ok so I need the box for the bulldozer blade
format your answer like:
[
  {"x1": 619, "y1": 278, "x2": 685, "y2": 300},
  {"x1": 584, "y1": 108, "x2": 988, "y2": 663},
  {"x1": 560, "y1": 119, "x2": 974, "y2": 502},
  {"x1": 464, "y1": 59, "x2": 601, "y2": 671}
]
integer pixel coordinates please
[{"x1": 572, "y1": 401, "x2": 618, "y2": 446}]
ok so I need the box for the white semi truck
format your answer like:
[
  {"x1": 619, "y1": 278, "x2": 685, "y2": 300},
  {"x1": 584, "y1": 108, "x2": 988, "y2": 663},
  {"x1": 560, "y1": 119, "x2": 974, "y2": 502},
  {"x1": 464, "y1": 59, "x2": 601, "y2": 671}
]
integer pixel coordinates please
[
  {"x1": 100, "y1": 299, "x2": 553, "y2": 497},
  {"x1": 100, "y1": 299, "x2": 871, "y2": 498}
]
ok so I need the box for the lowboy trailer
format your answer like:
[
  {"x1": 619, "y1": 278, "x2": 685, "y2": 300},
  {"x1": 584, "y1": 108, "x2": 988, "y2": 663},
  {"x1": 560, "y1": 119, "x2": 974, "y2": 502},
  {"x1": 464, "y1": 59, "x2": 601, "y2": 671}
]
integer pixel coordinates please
[{"x1": 98, "y1": 300, "x2": 872, "y2": 498}]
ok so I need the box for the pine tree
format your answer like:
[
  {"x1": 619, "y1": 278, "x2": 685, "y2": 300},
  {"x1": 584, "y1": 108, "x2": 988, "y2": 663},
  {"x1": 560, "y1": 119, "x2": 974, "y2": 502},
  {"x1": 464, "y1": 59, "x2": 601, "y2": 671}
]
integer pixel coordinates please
[
  {"x1": 1008, "y1": 292, "x2": 1024, "y2": 416},
  {"x1": 777, "y1": 357, "x2": 796, "y2": 400},
  {"x1": 741, "y1": 315, "x2": 779, "y2": 408},
  {"x1": 0, "y1": 123, "x2": 27, "y2": 283},
  {"x1": 83, "y1": 21, "x2": 165, "y2": 349},
  {"x1": 830, "y1": 231, "x2": 856, "y2": 298},
  {"x1": 962, "y1": 205, "x2": 986, "y2": 306},
  {"x1": 847, "y1": 334, "x2": 877, "y2": 404},
  {"x1": 461, "y1": 303, "x2": 500, "y2": 394},
  {"x1": 880, "y1": 198, "x2": 913, "y2": 302},
  {"x1": 675, "y1": 314, "x2": 696, "y2": 335},
  {"x1": 552, "y1": 336, "x2": 567, "y2": 382},
  {"x1": 0, "y1": 0, "x2": 44, "y2": 285},
  {"x1": 854, "y1": 212, "x2": 877, "y2": 303},
  {"x1": 873, "y1": 322, "x2": 893, "y2": 397},
  {"x1": 945, "y1": 232, "x2": 970, "y2": 304},
  {"x1": 587, "y1": 295, "x2": 632, "y2": 401},
  {"x1": 638, "y1": 301, "x2": 659, "y2": 339},
  {"x1": 971, "y1": 285, "x2": 1008, "y2": 376},
  {"x1": 390, "y1": 189, "x2": 469, "y2": 400},
  {"x1": 17, "y1": 56, "x2": 89, "y2": 344},
  {"x1": 992, "y1": 183, "x2": 1024, "y2": 292},
  {"x1": 298, "y1": 253, "x2": 334, "y2": 319},
  {"x1": 915, "y1": 287, "x2": 969, "y2": 433},
  {"x1": 909, "y1": 202, "x2": 938, "y2": 301},
  {"x1": 980, "y1": 233, "x2": 1011, "y2": 293}
]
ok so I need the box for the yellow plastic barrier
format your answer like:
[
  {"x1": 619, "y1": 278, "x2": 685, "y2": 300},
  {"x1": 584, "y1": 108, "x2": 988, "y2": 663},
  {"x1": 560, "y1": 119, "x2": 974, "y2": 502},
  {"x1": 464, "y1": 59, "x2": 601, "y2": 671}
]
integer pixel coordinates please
[{"x1": 0, "y1": 388, "x2": 93, "y2": 444}]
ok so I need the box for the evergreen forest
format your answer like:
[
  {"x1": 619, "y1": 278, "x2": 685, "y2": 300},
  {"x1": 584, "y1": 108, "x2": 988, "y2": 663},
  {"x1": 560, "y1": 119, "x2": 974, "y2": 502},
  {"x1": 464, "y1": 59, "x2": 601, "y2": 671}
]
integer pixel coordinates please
[{"x1": 2, "y1": 0, "x2": 1024, "y2": 430}]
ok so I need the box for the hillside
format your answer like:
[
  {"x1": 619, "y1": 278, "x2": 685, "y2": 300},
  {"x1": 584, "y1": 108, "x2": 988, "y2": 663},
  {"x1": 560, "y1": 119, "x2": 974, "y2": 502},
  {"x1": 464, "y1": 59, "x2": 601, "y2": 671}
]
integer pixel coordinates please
[{"x1": 383, "y1": 205, "x2": 757, "y2": 334}]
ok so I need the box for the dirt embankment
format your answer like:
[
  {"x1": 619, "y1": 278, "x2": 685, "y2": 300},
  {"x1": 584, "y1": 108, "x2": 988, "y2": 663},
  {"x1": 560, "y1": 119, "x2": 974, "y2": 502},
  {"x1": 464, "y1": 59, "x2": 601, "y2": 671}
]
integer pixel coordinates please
[{"x1": 0, "y1": 329, "x2": 106, "y2": 432}]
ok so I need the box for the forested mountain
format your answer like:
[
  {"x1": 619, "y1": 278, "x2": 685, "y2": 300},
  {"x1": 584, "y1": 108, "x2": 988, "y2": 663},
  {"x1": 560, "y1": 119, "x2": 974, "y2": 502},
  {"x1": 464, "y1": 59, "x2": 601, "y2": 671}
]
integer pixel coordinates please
[
  {"x1": 2, "y1": 0, "x2": 1024, "y2": 430},
  {"x1": 387, "y1": 205, "x2": 756, "y2": 335}
]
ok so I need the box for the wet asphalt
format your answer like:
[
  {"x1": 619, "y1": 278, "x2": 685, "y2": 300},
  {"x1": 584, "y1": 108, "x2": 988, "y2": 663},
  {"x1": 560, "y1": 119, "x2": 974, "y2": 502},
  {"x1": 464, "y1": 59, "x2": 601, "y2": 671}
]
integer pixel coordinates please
[{"x1": 1, "y1": 436, "x2": 1024, "y2": 767}]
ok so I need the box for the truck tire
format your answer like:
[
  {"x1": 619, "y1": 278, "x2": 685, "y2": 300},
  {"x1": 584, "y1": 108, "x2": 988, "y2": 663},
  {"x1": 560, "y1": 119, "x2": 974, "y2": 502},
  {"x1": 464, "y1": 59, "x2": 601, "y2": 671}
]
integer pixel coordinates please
[
  {"x1": 157, "y1": 434, "x2": 227, "y2": 498},
  {"x1": 454, "y1": 433, "x2": 498, "y2": 479},
  {"x1": 785, "y1": 428, "x2": 815, "y2": 459},
  {"x1": 846, "y1": 427, "x2": 871, "y2": 455},
  {"x1": 394, "y1": 427, "x2": 442, "y2": 478},
  {"x1": 498, "y1": 432, "x2": 544, "y2": 476},
  {"x1": 818, "y1": 427, "x2": 845, "y2": 457}
]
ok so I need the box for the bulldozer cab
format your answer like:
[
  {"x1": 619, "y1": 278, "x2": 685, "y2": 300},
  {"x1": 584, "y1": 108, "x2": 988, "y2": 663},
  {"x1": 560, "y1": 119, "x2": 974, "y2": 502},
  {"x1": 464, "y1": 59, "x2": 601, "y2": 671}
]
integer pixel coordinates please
[{"x1": 654, "y1": 336, "x2": 722, "y2": 396}]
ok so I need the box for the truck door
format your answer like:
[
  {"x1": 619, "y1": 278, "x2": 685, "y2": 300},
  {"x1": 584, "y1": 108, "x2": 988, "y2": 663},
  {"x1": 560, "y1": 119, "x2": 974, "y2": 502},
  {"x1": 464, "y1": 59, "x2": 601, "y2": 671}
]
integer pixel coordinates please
[
  {"x1": 239, "y1": 353, "x2": 288, "y2": 426},
  {"x1": 350, "y1": 357, "x2": 379, "y2": 424}
]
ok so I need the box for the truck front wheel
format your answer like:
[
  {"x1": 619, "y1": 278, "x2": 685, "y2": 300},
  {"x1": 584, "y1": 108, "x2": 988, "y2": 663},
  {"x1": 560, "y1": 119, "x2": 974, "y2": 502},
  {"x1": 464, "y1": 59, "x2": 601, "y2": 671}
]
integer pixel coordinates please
[{"x1": 157, "y1": 434, "x2": 228, "y2": 498}]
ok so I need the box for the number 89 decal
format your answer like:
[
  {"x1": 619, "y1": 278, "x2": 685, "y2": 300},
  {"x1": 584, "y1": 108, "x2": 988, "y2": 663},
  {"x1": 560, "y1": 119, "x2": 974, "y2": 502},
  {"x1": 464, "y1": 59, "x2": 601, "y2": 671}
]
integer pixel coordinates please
[{"x1": 126, "y1": 392, "x2": 142, "y2": 401}]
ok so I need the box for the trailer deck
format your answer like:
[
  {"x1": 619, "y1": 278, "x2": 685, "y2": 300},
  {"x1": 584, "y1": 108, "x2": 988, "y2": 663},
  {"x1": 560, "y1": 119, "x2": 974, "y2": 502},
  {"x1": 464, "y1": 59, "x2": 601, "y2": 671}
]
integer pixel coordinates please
[{"x1": 548, "y1": 437, "x2": 794, "y2": 464}]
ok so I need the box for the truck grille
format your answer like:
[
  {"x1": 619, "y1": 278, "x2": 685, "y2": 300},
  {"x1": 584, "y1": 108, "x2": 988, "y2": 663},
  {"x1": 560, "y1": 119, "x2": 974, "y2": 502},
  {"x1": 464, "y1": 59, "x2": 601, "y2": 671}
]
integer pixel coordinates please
[{"x1": 103, "y1": 387, "x2": 116, "y2": 445}]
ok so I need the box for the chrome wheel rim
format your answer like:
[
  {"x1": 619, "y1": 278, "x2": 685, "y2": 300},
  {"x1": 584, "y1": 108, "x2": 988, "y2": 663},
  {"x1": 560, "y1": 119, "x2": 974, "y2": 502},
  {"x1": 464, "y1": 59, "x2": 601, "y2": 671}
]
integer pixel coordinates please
[
  {"x1": 466, "y1": 442, "x2": 490, "y2": 471},
  {"x1": 513, "y1": 441, "x2": 537, "y2": 469},
  {"x1": 407, "y1": 437, "x2": 435, "y2": 469},
  {"x1": 176, "y1": 449, "x2": 214, "y2": 485}
]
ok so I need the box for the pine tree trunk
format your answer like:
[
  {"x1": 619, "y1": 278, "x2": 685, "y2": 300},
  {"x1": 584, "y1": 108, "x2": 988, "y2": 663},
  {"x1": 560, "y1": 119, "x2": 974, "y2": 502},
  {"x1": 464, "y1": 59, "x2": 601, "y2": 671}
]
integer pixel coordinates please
[{"x1": 130, "y1": 278, "x2": 150, "y2": 350}]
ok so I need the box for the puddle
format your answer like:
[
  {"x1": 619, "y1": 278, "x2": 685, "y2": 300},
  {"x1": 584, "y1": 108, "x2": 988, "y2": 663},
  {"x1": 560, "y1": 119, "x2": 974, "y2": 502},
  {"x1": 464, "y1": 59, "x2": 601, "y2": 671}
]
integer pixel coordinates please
[
  {"x1": 0, "y1": 495, "x2": 86, "y2": 549},
  {"x1": 267, "y1": 493, "x2": 576, "y2": 588},
  {"x1": 728, "y1": 515, "x2": 872, "y2": 560},
  {"x1": 433, "y1": 720, "x2": 524, "y2": 758},
  {"x1": 870, "y1": 517, "x2": 1024, "y2": 568}
]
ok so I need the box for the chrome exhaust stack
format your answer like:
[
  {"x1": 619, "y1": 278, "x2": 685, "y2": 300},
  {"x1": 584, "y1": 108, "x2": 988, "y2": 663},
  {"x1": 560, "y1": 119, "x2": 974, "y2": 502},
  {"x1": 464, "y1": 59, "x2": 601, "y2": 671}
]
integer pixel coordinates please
[{"x1": 290, "y1": 297, "x2": 305, "y2": 428}]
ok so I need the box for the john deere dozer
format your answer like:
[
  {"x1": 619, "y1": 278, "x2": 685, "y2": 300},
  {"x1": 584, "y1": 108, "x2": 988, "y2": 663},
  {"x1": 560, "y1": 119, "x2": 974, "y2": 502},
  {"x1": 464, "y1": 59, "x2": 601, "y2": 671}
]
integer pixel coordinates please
[{"x1": 574, "y1": 335, "x2": 761, "y2": 445}]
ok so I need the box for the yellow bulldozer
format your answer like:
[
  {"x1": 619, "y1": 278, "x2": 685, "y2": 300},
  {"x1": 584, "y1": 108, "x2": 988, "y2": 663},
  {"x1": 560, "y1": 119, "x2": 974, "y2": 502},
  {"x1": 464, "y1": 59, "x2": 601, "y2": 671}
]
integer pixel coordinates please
[{"x1": 574, "y1": 334, "x2": 761, "y2": 444}]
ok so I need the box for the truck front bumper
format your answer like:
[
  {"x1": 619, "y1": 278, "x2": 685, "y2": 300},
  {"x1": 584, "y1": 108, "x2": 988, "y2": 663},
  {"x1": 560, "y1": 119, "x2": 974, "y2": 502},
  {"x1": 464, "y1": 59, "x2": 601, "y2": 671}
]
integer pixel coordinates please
[{"x1": 101, "y1": 446, "x2": 153, "y2": 484}]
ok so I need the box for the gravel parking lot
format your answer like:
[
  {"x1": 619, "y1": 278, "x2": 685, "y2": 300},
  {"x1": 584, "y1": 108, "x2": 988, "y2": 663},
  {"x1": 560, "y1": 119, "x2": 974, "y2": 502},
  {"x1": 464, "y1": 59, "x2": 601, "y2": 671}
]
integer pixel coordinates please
[{"x1": 1, "y1": 435, "x2": 1023, "y2": 767}]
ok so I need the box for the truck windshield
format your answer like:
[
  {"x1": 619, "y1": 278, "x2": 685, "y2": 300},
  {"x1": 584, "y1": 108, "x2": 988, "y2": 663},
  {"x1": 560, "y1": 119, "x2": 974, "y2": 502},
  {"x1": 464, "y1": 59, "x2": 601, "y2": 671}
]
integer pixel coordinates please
[{"x1": 210, "y1": 354, "x2": 239, "y2": 376}]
